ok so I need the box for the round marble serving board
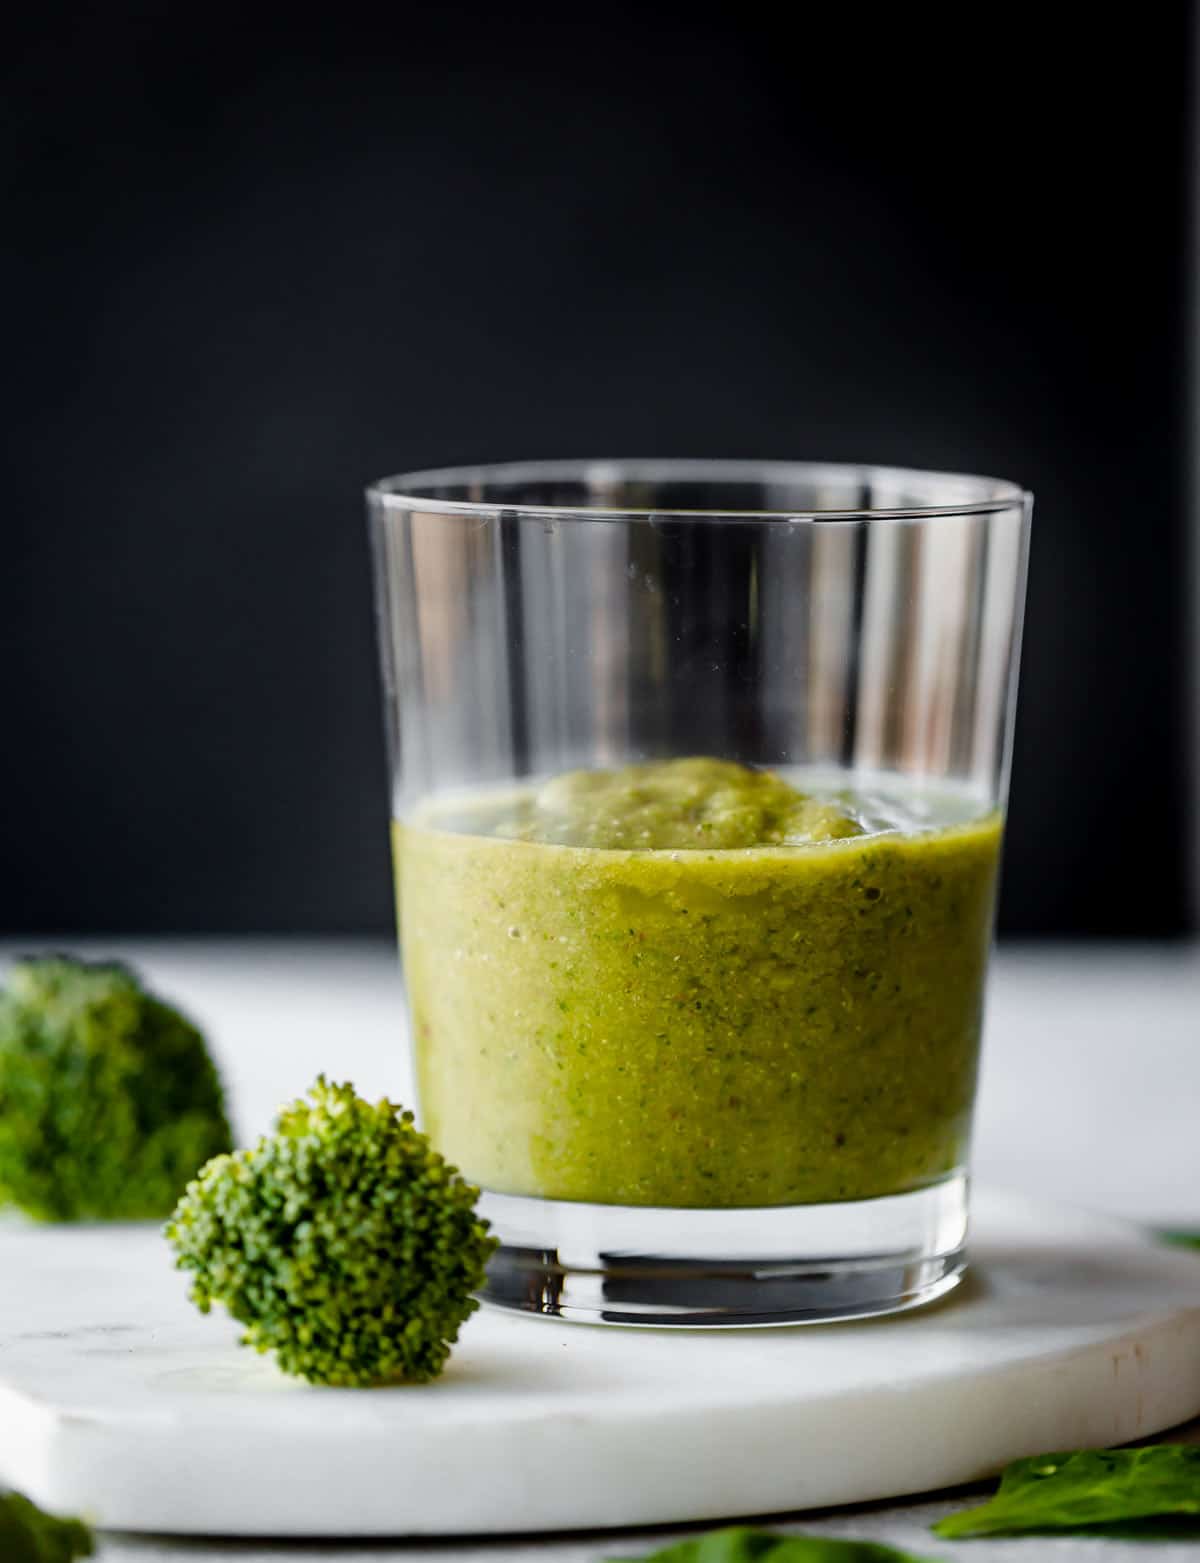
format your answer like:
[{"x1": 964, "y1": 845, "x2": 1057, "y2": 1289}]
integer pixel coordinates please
[{"x1": 1, "y1": 1188, "x2": 1199, "y2": 1538}]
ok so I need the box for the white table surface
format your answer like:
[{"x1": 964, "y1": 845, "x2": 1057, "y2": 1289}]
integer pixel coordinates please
[{"x1": 2, "y1": 937, "x2": 1199, "y2": 1561}]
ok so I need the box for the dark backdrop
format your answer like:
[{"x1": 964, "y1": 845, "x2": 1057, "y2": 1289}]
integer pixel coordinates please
[{"x1": 4, "y1": 4, "x2": 1193, "y2": 936}]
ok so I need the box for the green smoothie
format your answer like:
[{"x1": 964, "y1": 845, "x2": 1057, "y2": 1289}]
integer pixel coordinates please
[{"x1": 395, "y1": 758, "x2": 1001, "y2": 1209}]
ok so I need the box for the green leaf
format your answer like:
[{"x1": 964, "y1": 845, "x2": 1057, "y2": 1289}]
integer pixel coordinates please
[
  {"x1": 607, "y1": 1526, "x2": 939, "y2": 1563},
  {"x1": 0, "y1": 1490, "x2": 94, "y2": 1562},
  {"x1": 934, "y1": 1445, "x2": 1200, "y2": 1537},
  {"x1": 1161, "y1": 1230, "x2": 1200, "y2": 1249}
]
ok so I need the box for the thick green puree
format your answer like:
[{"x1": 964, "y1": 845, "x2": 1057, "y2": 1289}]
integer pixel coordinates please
[{"x1": 396, "y1": 759, "x2": 1001, "y2": 1209}]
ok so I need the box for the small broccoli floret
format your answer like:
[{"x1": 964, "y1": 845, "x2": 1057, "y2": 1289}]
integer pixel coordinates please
[
  {"x1": 0, "y1": 1490, "x2": 93, "y2": 1562},
  {"x1": 164, "y1": 1077, "x2": 498, "y2": 1386},
  {"x1": 0, "y1": 955, "x2": 233, "y2": 1222}
]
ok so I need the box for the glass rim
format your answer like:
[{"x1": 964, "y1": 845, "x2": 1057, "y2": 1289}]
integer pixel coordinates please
[{"x1": 366, "y1": 458, "x2": 1031, "y2": 523}]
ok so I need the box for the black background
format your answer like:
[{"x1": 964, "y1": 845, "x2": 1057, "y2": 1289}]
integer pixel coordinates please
[{"x1": 4, "y1": 4, "x2": 1194, "y2": 936}]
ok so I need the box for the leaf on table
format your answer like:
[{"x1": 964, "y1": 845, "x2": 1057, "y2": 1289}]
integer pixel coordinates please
[
  {"x1": 933, "y1": 1446, "x2": 1200, "y2": 1538},
  {"x1": 1161, "y1": 1230, "x2": 1200, "y2": 1249},
  {"x1": 607, "y1": 1525, "x2": 940, "y2": 1563},
  {"x1": 0, "y1": 1490, "x2": 94, "y2": 1562}
]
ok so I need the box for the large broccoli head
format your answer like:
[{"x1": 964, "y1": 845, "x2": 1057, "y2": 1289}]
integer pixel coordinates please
[
  {"x1": 0, "y1": 955, "x2": 232, "y2": 1221},
  {"x1": 0, "y1": 1490, "x2": 93, "y2": 1562},
  {"x1": 165, "y1": 1077, "x2": 499, "y2": 1386}
]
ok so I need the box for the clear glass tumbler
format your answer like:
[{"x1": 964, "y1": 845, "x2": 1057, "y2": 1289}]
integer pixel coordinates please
[{"x1": 369, "y1": 461, "x2": 1031, "y2": 1326}]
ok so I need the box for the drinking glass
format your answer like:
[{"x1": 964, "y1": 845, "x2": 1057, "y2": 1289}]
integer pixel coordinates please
[{"x1": 368, "y1": 461, "x2": 1031, "y2": 1325}]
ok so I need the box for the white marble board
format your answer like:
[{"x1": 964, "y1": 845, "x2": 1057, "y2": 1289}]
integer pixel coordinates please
[{"x1": 1, "y1": 1189, "x2": 1199, "y2": 1539}]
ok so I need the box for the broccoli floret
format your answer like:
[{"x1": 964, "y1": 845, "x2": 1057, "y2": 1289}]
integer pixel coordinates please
[
  {"x1": 164, "y1": 1077, "x2": 499, "y2": 1386},
  {"x1": 0, "y1": 955, "x2": 233, "y2": 1222},
  {"x1": 0, "y1": 1490, "x2": 93, "y2": 1562}
]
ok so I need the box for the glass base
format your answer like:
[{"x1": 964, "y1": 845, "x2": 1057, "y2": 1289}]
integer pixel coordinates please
[{"x1": 477, "y1": 1174, "x2": 968, "y2": 1327}]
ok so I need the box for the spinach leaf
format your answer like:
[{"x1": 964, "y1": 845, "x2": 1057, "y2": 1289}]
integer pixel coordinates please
[
  {"x1": 934, "y1": 1446, "x2": 1200, "y2": 1537},
  {"x1": 1161, "y1": 1231, "x2": 1200, "y2": 1249},
  {"x1": 0, "y1": 1491, "x2": 93, "y2": 1563},
  {"x1": 607, "y1": 1526, "x2": 938, "y2": 1563}
]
